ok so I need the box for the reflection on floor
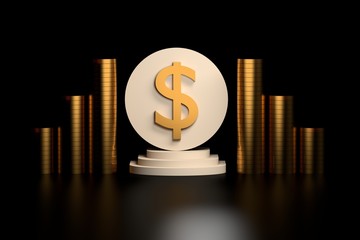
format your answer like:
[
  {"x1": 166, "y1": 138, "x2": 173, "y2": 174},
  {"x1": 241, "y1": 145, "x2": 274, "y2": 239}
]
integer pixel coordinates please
[{"x1": 32, "y1": 174, "x2": 332, "y2": 240}]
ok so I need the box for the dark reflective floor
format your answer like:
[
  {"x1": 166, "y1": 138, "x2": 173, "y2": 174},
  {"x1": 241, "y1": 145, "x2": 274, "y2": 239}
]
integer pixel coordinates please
[{"x1": 17, "y1": 173, "x2": 345, "y2": 240}]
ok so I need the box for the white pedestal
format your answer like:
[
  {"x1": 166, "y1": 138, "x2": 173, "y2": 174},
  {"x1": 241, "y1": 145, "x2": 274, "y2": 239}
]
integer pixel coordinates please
[{"x1": 129, "y1": 148, "x2": 226, "y2": 176}]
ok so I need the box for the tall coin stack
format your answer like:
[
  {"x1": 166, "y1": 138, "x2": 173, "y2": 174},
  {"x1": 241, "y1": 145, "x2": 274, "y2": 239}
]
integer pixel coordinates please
[
  {"x1": 67, "y1": 95, "x2": 86, "y2": 174},
  {"x1": 299, "y1": 127, "x2": 324, "y2": 174},
  {"x1": 88, "y1": 94, "x2": 93, "y2": 174},
  {"x1": 91, "y1": 59, "x2": 117, "y2": 174},
  {"x1": 269, "y1": 96, "x2": 296, "y2": 174},
  {"x1": 237, "y1": 59, "x2": 265, "y2": 174}
]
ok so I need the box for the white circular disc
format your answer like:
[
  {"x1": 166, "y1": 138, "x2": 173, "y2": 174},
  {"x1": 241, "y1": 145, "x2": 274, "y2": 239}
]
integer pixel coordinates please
[{"x1": 125, "y1": 47, "x2": 228, "y2": 151}]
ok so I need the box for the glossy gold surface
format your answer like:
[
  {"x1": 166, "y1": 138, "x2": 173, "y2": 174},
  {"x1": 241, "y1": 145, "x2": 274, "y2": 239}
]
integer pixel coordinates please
[
  {"x1": 38, "y1": 127, "x2": 62, "y2": 174},
  {"x1": 154, "y1": 62, "x2": 198, "y2": 140},
  {"x1": 40, "y1": 128, "x2": 53, "y2": 174},
  {"x1": 237, "y1": 59, "x2": 265, "y2": 174},
  {"x1": 299, "y1": 128, "x2": 324, "y2": 174},
  {"x1": 269, "y1": 96, "x2": 296, "y2": 174},
  {"x1": 88, "y1": 94, "x2": 93, "y2": 174},
  {"x1": 57, "y1": 127, "x2": 62, "y2": 174},
  {"x1": 93, "y1": 59, "x2": 117, "y2": 174},
  {"x1": 70, "y1": 96, "x2": 86, "y2": 174}
]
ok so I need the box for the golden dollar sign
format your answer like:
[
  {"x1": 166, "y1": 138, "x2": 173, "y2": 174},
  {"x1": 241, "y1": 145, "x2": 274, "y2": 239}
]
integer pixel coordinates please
[{"x1": 154, "y1": 62, "x2": 198, "y2": 141}]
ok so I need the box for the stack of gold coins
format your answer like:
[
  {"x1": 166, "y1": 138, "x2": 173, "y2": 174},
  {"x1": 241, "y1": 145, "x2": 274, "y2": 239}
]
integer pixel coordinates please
[
  {"x1": 269, "y1": 95, "x2": 296, "y2": 174},
  {"x1": 35, "y1": 127, "x2": 62, "y2": 174},
  {"x1": 299, "y1": 127, "x2": 325, "y2": 174},
  {"x1": 67, "y1": 95, "x2": 86, "y2": 174},
  {"x1": 91, "y1": 59, "x2": 117, "y2": 174},
  {"x1": 56, "y1": 127, "x2": 62, "y2": 174},
  {"x1": 88, "y1": 94, "x2": 93, "y2": 174},
  {"x1": 237, "y1": 59, "x2": 265, "y2": 174}
]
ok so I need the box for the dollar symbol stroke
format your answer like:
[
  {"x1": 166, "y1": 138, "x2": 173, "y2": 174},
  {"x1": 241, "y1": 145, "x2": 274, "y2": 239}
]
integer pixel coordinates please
[{"x1": 154, "y1": 62, "x2": 198, "y2": 141}]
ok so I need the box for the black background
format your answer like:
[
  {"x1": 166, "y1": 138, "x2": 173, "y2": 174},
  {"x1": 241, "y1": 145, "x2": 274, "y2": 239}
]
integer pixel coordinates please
[
  {"x1": 7, "y1": 16, "x2": 351, "y2": 239},
  {"x1": 8, "y1": 1, "x2": 348, "y2": 178},
  {"x1": 18, "y1": 35, "x2": 334, "y2": 177}
]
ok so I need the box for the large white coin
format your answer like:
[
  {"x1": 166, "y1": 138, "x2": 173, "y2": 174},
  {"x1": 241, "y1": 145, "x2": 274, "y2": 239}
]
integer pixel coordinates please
[{"x1": 125, "y1": 47, "x2": 228, "y2": 151}]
